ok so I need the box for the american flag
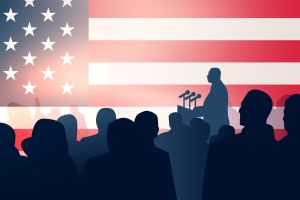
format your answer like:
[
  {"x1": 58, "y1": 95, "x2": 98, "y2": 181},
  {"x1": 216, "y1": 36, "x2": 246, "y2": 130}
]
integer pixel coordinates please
[{"x1": 1, "y1": 0, "x2": 300, "y2": 149}]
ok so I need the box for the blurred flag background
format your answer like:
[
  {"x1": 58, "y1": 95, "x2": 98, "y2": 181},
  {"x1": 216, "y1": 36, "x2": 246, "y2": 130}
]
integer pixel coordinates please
[{"x1": 1, "y1": 0, "x2": 300, "y2": 150}]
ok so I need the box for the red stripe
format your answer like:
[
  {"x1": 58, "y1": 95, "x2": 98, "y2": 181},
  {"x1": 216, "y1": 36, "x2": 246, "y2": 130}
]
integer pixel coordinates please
[
  {"x1": 89, "y1": 0, "x2": 300, "y2": 18},
  {"x1": 89, "y1": 41, "x2": 300, "y2": 62},
  {"x1": 88, "y1": 85, "x2": 299, "y2": 107},
  {"x1": 15, "y1": 129, "x2": 287, "y2": 150},
  {"x1": 15, "y1": 129, "x2": 97, "y2": 150}
]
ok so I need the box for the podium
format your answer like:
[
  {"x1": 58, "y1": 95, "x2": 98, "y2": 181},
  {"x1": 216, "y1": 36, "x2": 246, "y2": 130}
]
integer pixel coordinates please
[
  {"x1": 177, "y1": 105, "x2": 197, "y2": 125},
  {"x1": 177, "y1": 90, "x2": 202, "y2": 125}
]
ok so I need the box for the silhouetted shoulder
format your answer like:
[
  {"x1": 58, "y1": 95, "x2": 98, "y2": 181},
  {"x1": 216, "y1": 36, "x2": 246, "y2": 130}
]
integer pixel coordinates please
[{"x1": 154, "y1": 147, "x2": 170, "y2": 157}]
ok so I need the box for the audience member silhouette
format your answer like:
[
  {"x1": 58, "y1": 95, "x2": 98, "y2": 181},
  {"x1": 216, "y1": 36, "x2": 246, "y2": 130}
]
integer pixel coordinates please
[
  {"x1": 57, "y1": 114, "x2": 82, "y2": 173},
  {"x1": 134, "y1": 111, "x2": 177, "y2": 200},
  {"x1": 155, "y1": 112, "x2": 189, "y2": 151},
  {"x1": 276, "y1": 94, "x2": 300, "y2": 199},
  {"x1": 21, "y1": 119, "x2": 78, "y2": 199},
  {"x1": 0, "y1": 123, "x2": 29, "y2": 199},
  {"x1": 80, "y1": 108, "x2": 116, "y2": 162},
  {"x1": 210, "y1": 125, "x2": 235, "y2": 143},
  {"x1": 202, "y1": 90, "x2": 277, "y2": 200},
  {"x1": 84, "y1": 118, "x2": 138, "y2": 199},
  {"x1": 156, "y1": 116, "x2": 209, "y2": 200},
  {"x1": 85, "y1": 115, "x2": 176, "y2": 200}
]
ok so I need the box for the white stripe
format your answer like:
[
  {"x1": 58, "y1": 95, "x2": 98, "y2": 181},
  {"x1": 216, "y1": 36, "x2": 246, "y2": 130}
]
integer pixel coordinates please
[
  {"x1": 0, "y1": 107, "x2": 284, "y2": 129},
  {"x1": 89, "y1": 18, "x2": 300, "y2": 40},
  {"x1": 89, "y1": 62, "x2": 300, "y2": 85}
]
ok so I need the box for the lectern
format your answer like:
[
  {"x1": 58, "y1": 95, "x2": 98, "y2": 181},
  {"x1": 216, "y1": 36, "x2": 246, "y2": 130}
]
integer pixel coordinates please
[{"x1": 177, "y1": 91, "x2": 202, "y2": 125}]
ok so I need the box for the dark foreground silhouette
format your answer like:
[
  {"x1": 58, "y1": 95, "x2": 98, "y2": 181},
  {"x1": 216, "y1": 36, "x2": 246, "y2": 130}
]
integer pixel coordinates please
[
  {"x1": 202, "y1": 90, "x2": 277, "y2": 200},
  {"x1": 0, "y1": 91, "x2": 300, "y2": 200}
]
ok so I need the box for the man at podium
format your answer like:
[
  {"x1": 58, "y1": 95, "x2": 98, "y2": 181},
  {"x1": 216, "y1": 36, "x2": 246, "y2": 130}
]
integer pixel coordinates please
[{"x1": 193, "y1": 68, "x2": 229, "y2": 136}]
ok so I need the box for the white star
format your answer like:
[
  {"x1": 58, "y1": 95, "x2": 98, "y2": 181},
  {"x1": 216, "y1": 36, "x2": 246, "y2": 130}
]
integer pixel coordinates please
[
  {"x1": 3, "y1": 66, "x2": 18, "y2": 80},
  {"x1": 61, "y1": 81, "x2": 74, "y2": 95},
  {"x1": 23, "y1": 81, "x2": 37, "y2": 95},
  {"x1": 62, "y1": 0, "x2": 73, "y2": 7},
  {"x1": 3, "y1": 37, "x2": 18, "y2": 51},
  {"x1": 41, "y1": 37, "x2": 55, "y2": 51},
  {"x1": 61, "y1": 52, "x2": 74, "y2": 65},
  {"x1": 4, "y1": 8, "x2": 17, "y2": 22},
  {"x1": 60, "y1": 22, "x2": 74, "y2": 36},
  {"x1": 41, "y1": 8, "x2": 55, "y2": 22},
  {"x1": 23, "y1": 52, "x2": 36, "y2": 66},
  {"x1": 41, "y1": 66, "x2": 55, "y2": 80},
  {"x1": 25, "y1": 0, "x2": 35, "y2": 7},
  {"x1": 22, "y1": 22, "x2": 37, "y2": 36}
]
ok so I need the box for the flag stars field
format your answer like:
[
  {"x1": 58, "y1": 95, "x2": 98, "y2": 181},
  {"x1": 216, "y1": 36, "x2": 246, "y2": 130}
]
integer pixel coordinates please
[{"x1": 0, "y1": 0, "x2": 85, "y2": 106}]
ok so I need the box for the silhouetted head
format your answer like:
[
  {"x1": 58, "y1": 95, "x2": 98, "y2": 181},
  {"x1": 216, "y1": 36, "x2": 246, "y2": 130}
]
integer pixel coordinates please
[
  {"x1": 134, "y1": 111, "x2": 159, "y2": 143},
  {"x1": 96, "y1": 108, "x2": 117, "y2": 132},
  {"x1": 0, "y1": 123, "x2": 16, "y2": 151},
  {"x1": 190, "y1": 118, "x2": 210, "y2": 141},
  {"x1": 283, "y1": 94, "x2": 300, "y2": 134},
  {"x1": 107, "y1": 118, "x2": 135, "y2": 152},
  {"x1": 168, "y1": 112, "x2": 183, "y2": 129},
  {"x1": 218, "y1": 125, "x2": 235, "y2": 137},
  {"x1": 57, "y1": 114, "x2": 78, "y2": 143},
  {"x1": 239, "y1": 90, "x2": 273, "y2": 127},
  {"x1": 207, "y1": 68, "x2": 221, "y2": 84},
  {"x1": 22, "y1": 119, "x2": 68, "y2": 159}
]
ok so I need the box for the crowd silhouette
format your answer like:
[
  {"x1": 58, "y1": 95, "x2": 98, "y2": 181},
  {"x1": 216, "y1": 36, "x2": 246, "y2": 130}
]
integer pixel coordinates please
[{"x1": 0, "y1": 89, "x2": 299, "y2": 200}]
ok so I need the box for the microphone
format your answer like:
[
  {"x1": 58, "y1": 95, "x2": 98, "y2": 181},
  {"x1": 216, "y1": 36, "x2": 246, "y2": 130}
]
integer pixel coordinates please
[
  {"x1": 190, "y1": 94, "x2": 201, "y2": 108},
  {"x1": 184, "y1": 92, "x2": 196, "y2": 100},
  {"x1": 179, "y1": 90, "x2": 190, "y2": 98},
  {"x1": 183, "y1": 92, "x2": 196, "y2": 109},
  {"x1": 179, "y1": 90, "x2": 190, "y2": 108},
  {"x1": 190, "y1": 94, "x2": 201, "y2": 102}
]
